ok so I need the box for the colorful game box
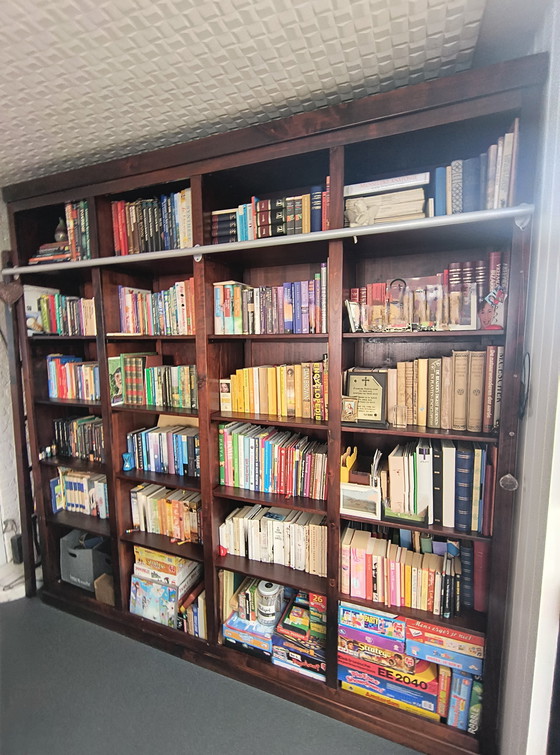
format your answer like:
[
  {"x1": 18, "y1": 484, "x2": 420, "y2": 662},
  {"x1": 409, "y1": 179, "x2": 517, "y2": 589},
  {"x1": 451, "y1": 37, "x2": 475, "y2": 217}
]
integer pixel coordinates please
[
  {"x1": 404, "y1": 619, "x2": 485, "y2": 658},
  {"x1": 406, "y1": 639, "x2": 483, "y2": 675},
  {"x1": 222, "y1": 610, "x2": 275, "y2": 656},
  {"x1": 338, "y1": 623, "x2": 406, "y2": 653},
  {"x1": 340, "y1": 681, "x2": 441, "y2": 722},
  {"x1": 339, "y1": 602, "x2": 406, "y2": 641},
  {"x1": 272, "y1": 633, "x2": 326, "y2": 680},
  {"x1": 338, "y1": 636, "x2": 417, "y2": 672},
  {"x1": 338, "y1": 663, "x2": 438, "y2": 712}
]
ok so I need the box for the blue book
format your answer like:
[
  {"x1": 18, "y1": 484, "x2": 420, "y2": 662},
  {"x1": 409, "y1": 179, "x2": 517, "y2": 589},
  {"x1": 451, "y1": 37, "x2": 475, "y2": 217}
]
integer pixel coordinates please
[
  {"x1": 310, "y1": 185, "x2": 323, "y2": 232},
  {"x1": 293, "y1": 282, "x2": 302, "y2": 334},
  {"x1": 434, "y1": 166, "x2": 447, "y2": 216},
  {"x1": 455, "y1": 442, "x2": 474, "y2": 532}
]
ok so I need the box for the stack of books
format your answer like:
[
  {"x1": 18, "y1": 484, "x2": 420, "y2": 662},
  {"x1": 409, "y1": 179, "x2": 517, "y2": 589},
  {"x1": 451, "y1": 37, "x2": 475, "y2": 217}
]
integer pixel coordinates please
[
  {"x1": 111, "y1": 187, "x2": 192, "y2": 254},
  {"x1": 116, "y1": 279, "x2": 195, "y2": 335},
  {"x1": 220, "y1": 357, "x2": 328, "y2": 421},
  {"x1": 219, "y1": 505, "x2": 327, "y2": 575},
  {"x1": 218, "y1": 422, "x2": 328, "y2": 500},
  {"x1": 53, "y1": 415, "x2": 104, "y2": 463},
  {"x1": 50, "y1": 467, "x2": 108, "y2": 518},
  {"x1": 125, "y1": 424, "x2": 200, "y2": 477},
  {"x1": 213, "y1": 268, "x2": 328, "y2": 335},
  {"x1": 211, "y1": 208, "x2": 238, "y2": 244},
  {"x1": 46, "y1": 354, "x2": 100, "y2": 401},
  {"x1": 28, "y1": 242, "x2": 72, "y2": 265},
  {"x1": 129, "y1": 545, "x2": 204, "y2": 635},
  {"x1": 129, "y1": 483, "x2": 202, "y2": 543}
]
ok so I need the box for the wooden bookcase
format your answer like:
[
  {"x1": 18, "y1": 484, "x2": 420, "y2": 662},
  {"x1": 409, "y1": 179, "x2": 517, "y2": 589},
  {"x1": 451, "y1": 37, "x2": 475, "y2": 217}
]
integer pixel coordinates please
[{"x1": 2, "y1": 54, "x2": 547, "y2": 755}]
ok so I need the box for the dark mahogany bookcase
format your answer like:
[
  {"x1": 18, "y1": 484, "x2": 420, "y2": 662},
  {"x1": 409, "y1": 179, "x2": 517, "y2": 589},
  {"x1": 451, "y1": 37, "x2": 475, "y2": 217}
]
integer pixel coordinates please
[{"x1": 2, "y1": 54, "x2": 547, "y2": 755}]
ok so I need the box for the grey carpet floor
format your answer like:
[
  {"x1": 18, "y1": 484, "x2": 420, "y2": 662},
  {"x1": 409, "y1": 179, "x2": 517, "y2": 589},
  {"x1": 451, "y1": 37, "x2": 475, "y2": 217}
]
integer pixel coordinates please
[{"x1": 0, "y1": 597, "x2": 421, "y2": 755}]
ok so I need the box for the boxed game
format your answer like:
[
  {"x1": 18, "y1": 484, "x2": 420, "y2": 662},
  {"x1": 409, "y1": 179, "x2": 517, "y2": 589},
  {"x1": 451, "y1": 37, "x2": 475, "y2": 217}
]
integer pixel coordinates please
[
  {"x1": 339, "y1": 602, "x2": 406, "y2": 642},
  {"x1": 338, "y1": 623, "x2": 406, "y2": 653},
  {"x1": 337, "y1": 663, "x2": 438, "y2": 712},
  {"x1": 406, "y1": 638, "x2": 483, "y2": 675},
  {"x1": 129, "y1": 574, "x2": 178, "y2": 627},
  {"x1": 133, "y1": 545, "x2": 194, "y2": 579},
  {"x1": 404, "y1": 619, "x2": 484, "y2": 658},
  {"x1": 272, "y1": 632, "x2": 326, "y2": 680},
  {"x1": 447, "y1": 669, "x2": 473, "y2": 730},
  {"x1": 338, "y1": 635, "x2": 417, "y2": 672},
  {"x1": 340, "y1": 681, "x2": 440, "y2": 722},
  {"x1": 338, "y1": 653, "x2": 439, "y2": 700},
  {"x1": 222, "y1": 610, "x2": 275, "y2": 655}
]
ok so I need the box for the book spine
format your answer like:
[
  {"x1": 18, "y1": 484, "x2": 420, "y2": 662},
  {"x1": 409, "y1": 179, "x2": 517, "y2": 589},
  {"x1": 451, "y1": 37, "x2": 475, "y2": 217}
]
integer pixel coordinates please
[{"x1": 455, "y1": 444, "x2": 474, "y2": 532}]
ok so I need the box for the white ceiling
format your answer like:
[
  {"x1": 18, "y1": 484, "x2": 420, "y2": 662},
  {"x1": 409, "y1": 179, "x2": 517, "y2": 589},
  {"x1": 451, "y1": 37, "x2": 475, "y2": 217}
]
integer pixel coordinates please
[{"x1": 0, "y1": 0, "x2": 548, "y2": 189}]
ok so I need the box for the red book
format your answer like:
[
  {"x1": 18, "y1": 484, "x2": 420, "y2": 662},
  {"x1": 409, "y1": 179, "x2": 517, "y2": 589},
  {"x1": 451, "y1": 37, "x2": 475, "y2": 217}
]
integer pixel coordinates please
[{"x1": 473, "y1": 540, "x2": 490, "y2": 612}]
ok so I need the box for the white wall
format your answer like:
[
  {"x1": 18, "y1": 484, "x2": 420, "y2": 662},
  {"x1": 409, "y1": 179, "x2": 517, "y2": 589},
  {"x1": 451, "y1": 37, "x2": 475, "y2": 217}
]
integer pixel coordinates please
[
  {"x1": 500, "y1": 3, "x2": 560, "y2": 753},
  {"x1": 0, "y1": 200, "x2": 19, "y2": 563}
]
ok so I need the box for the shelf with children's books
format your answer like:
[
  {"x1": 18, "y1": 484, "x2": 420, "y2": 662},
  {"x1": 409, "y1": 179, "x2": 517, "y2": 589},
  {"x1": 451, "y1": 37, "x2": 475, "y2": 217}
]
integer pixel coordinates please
[
  {"x1": 119, "y1": 529, "x2": 204, "y2": 562},
  {"x1": 216, "y1": 555, "x2": 328, "y2": 595},
  {"x1": 338, "y1": 593, "x2": 486, "y2": 636},
  {"x1": 47, "y1": 509, "x2": 112, "y2": 537},
  {"x1": 214, "y1": 485, "x2": 327, "y2": 514},
  {"x1": 5, "y1": 54, "x2": 547, "y2": 755}
]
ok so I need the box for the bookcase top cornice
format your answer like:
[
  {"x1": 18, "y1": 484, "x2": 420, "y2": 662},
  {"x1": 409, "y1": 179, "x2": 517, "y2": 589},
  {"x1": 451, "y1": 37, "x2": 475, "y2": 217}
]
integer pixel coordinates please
[{"x1": 2, "y1": 53, "x2": 548, "y2": 206}]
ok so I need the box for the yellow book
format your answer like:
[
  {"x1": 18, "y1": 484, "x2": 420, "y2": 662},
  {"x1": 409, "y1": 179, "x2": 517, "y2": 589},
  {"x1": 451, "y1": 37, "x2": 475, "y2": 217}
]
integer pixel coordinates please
[
  {"x1": 404, "y1": 549, "x2": 413, "y2": 608},
  {"x1": 230, "y1": 373, "x2": 238, "y2": 412},
  {"x1": 286, "y1": 364, "x2": 296, "y2": 417},
  {"x1": 301, "y1": 193, "x2": 311, "y2": 233},
  {"x1": 267, "y1": 367, "x2": 278, "y2": 415},
  {"x1": 301, "y1": 362, "x2": 312, "y2": 419},
  {"x1": 258, "y1": 365, "x2": 269, "y2": 415},
  {"x1": 275, "y1": 366, "x2": 282, "y2": 416},
  {"x1": 294, "y1": 363, "x2": 303, "y2": 418},
  {"x1": 416, "y1": 357, "x2": 428, "y2": 427},
  {"x1": 247, "y1": 367, "x2": 255, "y2": 413},
  {"x1": 420, "y1": 554, "x2": 430, "y2": 612},
  {"x1": 278, "y1": 365, "x2": 288, "y2": 417},
  {"x1": 242, "y1": 368, "x2": 250, "y2": 413}
]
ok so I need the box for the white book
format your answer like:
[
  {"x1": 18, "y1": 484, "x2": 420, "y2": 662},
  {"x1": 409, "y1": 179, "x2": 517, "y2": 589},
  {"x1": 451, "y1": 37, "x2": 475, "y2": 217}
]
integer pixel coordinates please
[
  {"x1": 441, "y1": 440, "x2": 457, "y2": 529},
  {"x1": 415, "y1": 439, "x2": 433, "y2": 524}
]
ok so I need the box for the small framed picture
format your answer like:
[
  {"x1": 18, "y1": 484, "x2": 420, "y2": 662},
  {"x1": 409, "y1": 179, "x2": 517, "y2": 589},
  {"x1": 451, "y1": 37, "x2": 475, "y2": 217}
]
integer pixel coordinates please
[
  {"x1": 341, "y1": 396, "x2": 358, "y2": 422},
  {"x1": 340, "y1": 481, "x2": 381, "y2": 521}
]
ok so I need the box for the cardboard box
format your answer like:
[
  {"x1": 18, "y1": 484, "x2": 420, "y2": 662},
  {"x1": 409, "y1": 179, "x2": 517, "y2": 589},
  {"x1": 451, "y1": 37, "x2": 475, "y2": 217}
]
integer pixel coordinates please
[
  {"x1": 60, "y1": 530, "x2": 112, "y2": 592},
  {"x1": 94, "y1": 573, "x2": 115, "y2": 606},
  {"x1": 337, "y1": 663, "x2": 438, "y2": 712},
  {"x1": 406, "y1": 639, "x2": 483, "y2": 675},
  {"x1": 338, "y1": 623, "x2": 406, "y2": 652}
]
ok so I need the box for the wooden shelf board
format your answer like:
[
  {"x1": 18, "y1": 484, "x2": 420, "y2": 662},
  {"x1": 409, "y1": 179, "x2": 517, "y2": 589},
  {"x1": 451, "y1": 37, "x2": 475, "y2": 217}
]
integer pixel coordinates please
[
  {"x1": 212, "y1": 411, "x2": 328, "y2": 430},
  {"x1": 116, "y1": 469, "x2": 201, "y2": 491},
  {"x1": 338, "y1": 594, "x2": 487, "y2": 636},
  {"x1": 216, "y1": 554, "x2": 327, "y2": 593},
  {"x1": 341, "y1": 423, "x2": 499, "y2": 444},
  {"x1": 47, "y1": 510, "x2": 111, "y2": 537},
  {"x1": 28, "y1": 334, "x2": 97, "y2": 341},
  {"x1": 119, "y1": 530, "x2": 203, "y2": 561},
  {"x1": 214, "y1": 485, "x2": 326, "y2": 513},
  {"x1": 106, "y1": 334, "x2": 196, "y2": 340},
  {"x1": 209, "y1": 333, "x2": 328, "y2": 342},
  {"x1": 340, "y1": 513, "x2": 491, "y2": 542},
  {"x1": 112, "y1": 403, "x2": 198, "y2": 418},
  {"x1": 343, "y1": 330, "x2": 504, "y2": 340},
  {"x1": 39, "y1": 456, "x2": 106, "y2": 474},
  {"x1": 35, "y1": 397, "x2": 101, "y2": 408}
]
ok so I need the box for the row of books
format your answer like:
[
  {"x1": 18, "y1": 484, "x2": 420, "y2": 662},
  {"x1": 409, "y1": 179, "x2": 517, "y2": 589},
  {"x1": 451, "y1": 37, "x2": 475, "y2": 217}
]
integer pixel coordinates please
[
  {"x1": 129, "y1": 545, "x2": 205, "y2": 636},
  {"x1": 50, "y1": 468, "x2": 109, "y2": 519},
  {"x1": 380, "y1": 440, "x2": 494, "y2": 534},
  {"x1": 338, "y1": 602, "x2": 483, "y2": 730},
  {"x1": 218, "y1": 422, "x2": 328, "y2": 500},
  {"x1": 210, "y1": 182, "x2": 329, "y2": 244},
  {"x1": 345, "y1": 249, "x2": 508, "y2": 333},
  {"x1": 346, "y1": 348, "x2": 503, "y2": 434},
  {"x1": 219, "y1": 505, "x2": 327, "y2": 576},
  {"x1": 434, "y1": 120, "x2": 519, "y2": 215},
  {"x1": 219, "y1": 357, "x2": 329, "y2": 421},
  {"x1": 213, "y1": 269, "x2": 328, "y2": 335},
  {"x1": 129, "y1": 483, "x2": 202, "y2": 543},
  {"x1": 52, "y1": 415, "x2": 105, "y2": 464},
  {"x1": 46, "y1": 354, "x2": 100, "y2": 402},
  {"x1": 23, "y1": 285, "x2": 96, "y2": 336},
  {"x1": 125, "y1": 423, "x2": 200, "y2": 477},
  {"x1": 111, "y1": 188, "x2": 193, "y2": 255},
  {"x1": 340, "y1": 527, "x2": 486, "y2": 616},
  {"x1": 108, "y1": 353, "x2": 198, "y2": 410},
  {"x1": 116, "y1": 279, "x2": 195, "y2": 335}
]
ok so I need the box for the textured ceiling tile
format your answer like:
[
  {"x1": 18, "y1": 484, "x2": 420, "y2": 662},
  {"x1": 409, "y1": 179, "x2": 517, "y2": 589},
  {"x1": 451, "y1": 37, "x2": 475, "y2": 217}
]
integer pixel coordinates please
[{"x1": 0, "y1": 0, "x2": 489, "y2": 185}]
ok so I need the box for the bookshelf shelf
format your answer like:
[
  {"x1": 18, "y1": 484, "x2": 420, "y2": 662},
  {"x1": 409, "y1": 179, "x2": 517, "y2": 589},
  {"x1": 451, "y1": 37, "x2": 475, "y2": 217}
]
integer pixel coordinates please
[
  {"x1": 341, "y1": 423, "x2": 499, "y2": 444},
  {"x1": 115, "y1": 469, "x2": 201, "y2": 491},
  {"x1": 120, "y1": 530, "x2": 203, "y2": 562},
  {"x1": 7, "y1": 54, "x2": 546, "y2": 755},
  {"x1": 214, "y1": 485, "x2": 327, "y2": 514},
  {"x1": 111, "y1": 404, "x2": 198, "y2": 418},
  {"x1": 338, "y1": 593, "x2": 487, "y2": 636},
  {"x1": 39, "y1": 456, "x2": 106, "y2": 475},
  {"x1": 47, "y1": 510, "x2": 111, "y2": 537},
  {"x1": 34, "y1": 397, "x2": 102, "y2": 409},
  {"x1": 212, "y1": 411, "x2": 328, "y2": 430},
  {"x1": 340, "y1": 512, "x2": 492, "y2": 542},
  {"x1": 216, "y1": 554, "x2": 327, "y2": 594}
]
